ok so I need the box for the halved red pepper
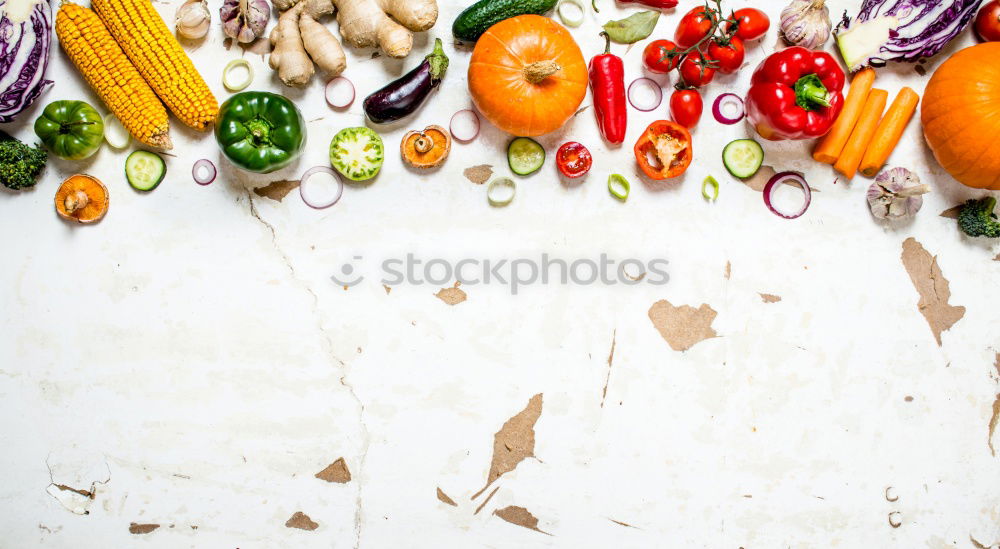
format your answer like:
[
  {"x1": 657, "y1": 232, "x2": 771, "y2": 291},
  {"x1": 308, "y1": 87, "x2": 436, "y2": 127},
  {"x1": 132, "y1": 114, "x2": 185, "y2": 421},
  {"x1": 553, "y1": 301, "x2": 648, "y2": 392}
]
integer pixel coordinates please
[
  {"x1": 745, "y1": 47, "x2": 845, "y2": 141},
  {"x1": 633, "y1": 120, "x2": 692, "y2": 180}
]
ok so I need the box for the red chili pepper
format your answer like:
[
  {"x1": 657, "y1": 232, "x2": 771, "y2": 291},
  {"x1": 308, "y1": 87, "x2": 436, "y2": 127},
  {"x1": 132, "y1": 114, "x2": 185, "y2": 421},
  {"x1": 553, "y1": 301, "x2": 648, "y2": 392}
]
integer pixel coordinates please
[
  {"x1": 593, "y1": 0, "x2": 678, "y2": 11},
  {"x1": 589, "y1": 32, "x2": 627, "y2": 145},
  {"x1": 745, "y1": 47, "x2": 846, "y2": 141}
]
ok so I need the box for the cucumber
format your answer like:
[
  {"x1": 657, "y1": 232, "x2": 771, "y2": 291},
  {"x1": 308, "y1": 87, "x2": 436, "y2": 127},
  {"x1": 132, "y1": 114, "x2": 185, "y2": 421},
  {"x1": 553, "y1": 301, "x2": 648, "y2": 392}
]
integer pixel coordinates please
[
  {"x1": 453, "y1": 0, "x2": 559, "y2": 42},
  {"x1": 125, "y1": 150, "x2": 166, "y2": 191},
  {"x1": 507, "y1": 137, "x2": 545, "y2": 176},
  {"x1": 722, "y1": 139, "x2": 764, "y2": 179}
]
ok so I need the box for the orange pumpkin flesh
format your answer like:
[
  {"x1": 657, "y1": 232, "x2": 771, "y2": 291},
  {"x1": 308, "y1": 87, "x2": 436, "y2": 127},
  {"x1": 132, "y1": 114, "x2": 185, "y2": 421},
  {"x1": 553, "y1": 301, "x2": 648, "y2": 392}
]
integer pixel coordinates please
[
  {"x1": 922, "y1": 42, "x2": 1000, "y2": 190},
  {"x1": 401, "y1": 125, "x2": 451, "y2": 169},
  {"x1": 468, "y1": 15, "x2": 588, "y2": 137},
  {"x1": 55, "y1": 174, "x2": 109, "y2": 224}
]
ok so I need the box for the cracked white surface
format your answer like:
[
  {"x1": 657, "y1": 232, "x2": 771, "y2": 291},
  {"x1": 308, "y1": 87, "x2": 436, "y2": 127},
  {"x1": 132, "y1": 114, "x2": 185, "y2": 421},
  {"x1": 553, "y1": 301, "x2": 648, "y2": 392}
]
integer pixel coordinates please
[{"x1": 1, "y1": 0, "x2": 999, "y2": 547}]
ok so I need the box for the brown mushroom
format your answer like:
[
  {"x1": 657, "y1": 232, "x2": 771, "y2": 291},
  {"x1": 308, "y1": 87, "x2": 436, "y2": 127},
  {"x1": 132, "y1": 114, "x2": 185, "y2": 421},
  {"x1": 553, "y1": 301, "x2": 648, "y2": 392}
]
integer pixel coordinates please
[
  {"x1": 400, "y1": 125, "x2": 451, "y2": 169},
  {"x1": 55, "y1": 174, "x2": 109, "y2": 224}
]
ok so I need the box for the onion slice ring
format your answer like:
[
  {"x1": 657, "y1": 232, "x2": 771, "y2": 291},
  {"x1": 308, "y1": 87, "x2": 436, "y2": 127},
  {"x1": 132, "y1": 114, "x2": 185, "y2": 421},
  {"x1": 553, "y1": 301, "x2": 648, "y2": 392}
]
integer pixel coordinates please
[
  {"x1": 450, "y1": 109, "x2": 480, "y2": 143},
  {"x1": 608, "y1": 174, "x2": 630, "y2": 201},
  {"x1": 557, "y1": 0, "x2": 585, "y2": 27},
  {"x1": 103, "y1": 113, "x2": 130, "y2": 149},
  {"x1": 763, "y1": 171, "x2": 811, "y2": 219},
  {"x1": 192, "y1": 159, "x2": 217, "y2": 186},
  {"x1": 628, "y1": 77, "x2": 663, "y2": 112},
  {"x1": 325, "y1": 76, "x2": 355, "y2": 109},
  {"x1": 712, "y1": 93, "x2": 745, "y2": 125},
  {"x1": 299, "y1": 166, "x2": 344, "y2": 209},
  {"x1": 223, "y1": 59, "x2": 253, "y2": 92},
  {"x1": 487, "y1": 177, "x2": 516, "y2": 207}
]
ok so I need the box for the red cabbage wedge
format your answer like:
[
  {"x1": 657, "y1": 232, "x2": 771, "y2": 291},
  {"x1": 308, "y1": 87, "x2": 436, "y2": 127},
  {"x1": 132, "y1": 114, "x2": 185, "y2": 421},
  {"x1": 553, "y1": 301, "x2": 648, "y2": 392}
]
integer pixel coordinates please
[
  {"x1": 835, "y1": 0, "x2": 979, "y2": 72},
  {"x1": 0, "y1": 0, "x2": 52, "y2": 122}
]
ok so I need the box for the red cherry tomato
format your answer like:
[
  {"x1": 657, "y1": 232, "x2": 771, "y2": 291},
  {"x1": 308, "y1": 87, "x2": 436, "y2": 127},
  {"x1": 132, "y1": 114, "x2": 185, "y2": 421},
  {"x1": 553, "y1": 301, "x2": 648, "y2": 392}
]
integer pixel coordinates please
[
  {"x1": 669, "y1": 89, "x2": 703, "y2": 129},
  {"x1": 556, "y1": 142, "x2": 593, "y2": 179},
  {"x1": 729, "y1": 8, "x2": 770, "y2": 41},
  {"x1": 643, "y1": 39, "x2": 682, "y2": 74},
  {"x1": 706, "y1": 36, "x2": 745, "y2": 74},
  {"x1": 674, "y1": 5, "x2": 717, "y2": 49},
  {"x1": 975, "y1": 0, "x2": 1000, "y2": 42},
  {"x1": 679, "y1": 55, "x2": 716, "y2": 87}
]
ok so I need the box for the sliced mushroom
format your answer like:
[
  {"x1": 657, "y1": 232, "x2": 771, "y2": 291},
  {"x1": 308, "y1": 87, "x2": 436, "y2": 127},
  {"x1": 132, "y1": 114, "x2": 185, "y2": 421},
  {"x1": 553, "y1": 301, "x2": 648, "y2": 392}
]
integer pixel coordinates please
[{"x1": 55, "y1": 174, "x2": 109, "y2": 224}]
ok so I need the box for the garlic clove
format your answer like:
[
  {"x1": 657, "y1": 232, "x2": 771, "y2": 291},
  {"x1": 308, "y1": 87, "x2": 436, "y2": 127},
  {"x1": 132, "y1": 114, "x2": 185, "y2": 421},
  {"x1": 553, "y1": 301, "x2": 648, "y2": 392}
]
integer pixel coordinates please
[{"x1": 175, "y1": 0, "x2": 211, "y2": 40}]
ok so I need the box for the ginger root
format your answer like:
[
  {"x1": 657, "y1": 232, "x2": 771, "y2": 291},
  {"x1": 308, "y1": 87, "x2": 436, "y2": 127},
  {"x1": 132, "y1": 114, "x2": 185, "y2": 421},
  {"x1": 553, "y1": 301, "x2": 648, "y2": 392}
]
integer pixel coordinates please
[
  {"x1": 269, "y1": 1, "x2": 345, "y2": 87},
  {"x1": 333, "y1": 0, "x2": 437, "y2": 58}
]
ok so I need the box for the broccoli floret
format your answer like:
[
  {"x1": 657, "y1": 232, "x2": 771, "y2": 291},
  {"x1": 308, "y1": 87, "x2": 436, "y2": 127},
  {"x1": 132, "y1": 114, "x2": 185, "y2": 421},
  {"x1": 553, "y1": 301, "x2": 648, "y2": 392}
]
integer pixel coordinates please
[
  {"x1": 0, "y1": 130, "x2": 48, "y2": 190},
  {"x1": 958, "y1": 197, "x2": 1000, "y2": 238}
]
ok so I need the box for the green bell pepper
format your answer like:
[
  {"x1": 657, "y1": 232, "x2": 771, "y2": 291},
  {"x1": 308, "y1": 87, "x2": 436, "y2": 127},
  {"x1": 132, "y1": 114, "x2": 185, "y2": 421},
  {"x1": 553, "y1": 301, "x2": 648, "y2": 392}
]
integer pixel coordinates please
[
  {"x1": 34, "y1": 101, "x2": 105, "y2": 161},
  {"x1": 215, "y1": 91, "x2": 306, "y2": 174}
]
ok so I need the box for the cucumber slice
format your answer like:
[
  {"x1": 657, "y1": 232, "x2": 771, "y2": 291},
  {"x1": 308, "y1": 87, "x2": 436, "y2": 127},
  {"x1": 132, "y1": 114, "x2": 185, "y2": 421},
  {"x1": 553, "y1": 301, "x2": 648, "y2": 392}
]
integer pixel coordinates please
[
  {"x1": 507, "y1": 137, "x2": 545, "y2": 176},
  {"x1": 722, "y1": 139, "x2": 764, "y2": 179},
  {"x1": 125, "y1": 150, "x2": 166, "y2": 191}
]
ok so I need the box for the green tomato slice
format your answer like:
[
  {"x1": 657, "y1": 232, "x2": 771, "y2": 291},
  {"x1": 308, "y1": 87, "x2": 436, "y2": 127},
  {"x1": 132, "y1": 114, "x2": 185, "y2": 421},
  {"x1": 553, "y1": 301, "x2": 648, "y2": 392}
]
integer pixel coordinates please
[{"x1": 330, "y1": 127, "x2": 385, "y2": 182}]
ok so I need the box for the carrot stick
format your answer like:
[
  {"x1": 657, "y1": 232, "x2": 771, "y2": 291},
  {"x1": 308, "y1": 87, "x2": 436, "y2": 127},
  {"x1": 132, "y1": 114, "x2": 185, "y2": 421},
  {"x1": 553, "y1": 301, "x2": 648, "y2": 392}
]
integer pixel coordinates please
[
  {"x1": 833, "y1": 88, "x2": 888, "y2": 180},
  {"x1": 813, "y1": 68, "x2": 876, "y2": 164},
  {"x1": 859, "y1": 87, "x2": 920, "y2": 178}
]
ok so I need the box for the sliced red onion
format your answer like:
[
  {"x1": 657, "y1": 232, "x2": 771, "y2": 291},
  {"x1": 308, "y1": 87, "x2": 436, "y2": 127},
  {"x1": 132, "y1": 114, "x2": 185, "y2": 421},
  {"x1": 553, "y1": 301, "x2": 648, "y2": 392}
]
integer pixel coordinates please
[
  {"x1": 713, "y1": 93, "x2": 745, "y2": 125},
  {"x1": 628, "y1": 77, "x2": 662, "y2": 112},
  {"x1": 299, "y1": 166, "x2": 344, "y2": 209},
  {"x1": 325, "y1": 77, "x2": 355, "y2": 109},
  {"x1": 450, "y1": 109, "x2": 480, "y2": 142},
  {"x1": 763, "y1": 171, "x2": 811, "y2": 219},
  {"x1": 192, "y1": 159, "x2": 216, "y2": 185}
]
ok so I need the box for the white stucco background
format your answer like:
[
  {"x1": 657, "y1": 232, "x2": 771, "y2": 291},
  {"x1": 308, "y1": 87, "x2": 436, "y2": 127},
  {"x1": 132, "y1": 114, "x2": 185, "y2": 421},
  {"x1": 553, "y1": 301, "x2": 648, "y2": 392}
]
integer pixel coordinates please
[{"x1": 1, "y1": 0, "x2": 998, "y2": 547}]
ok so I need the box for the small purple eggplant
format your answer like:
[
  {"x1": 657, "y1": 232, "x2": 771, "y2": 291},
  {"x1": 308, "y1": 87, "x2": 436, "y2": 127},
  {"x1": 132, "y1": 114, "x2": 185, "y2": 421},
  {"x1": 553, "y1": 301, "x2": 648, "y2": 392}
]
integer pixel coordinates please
[{"x1": 363, "y1": 39, "x2": 449, "y2": 124}]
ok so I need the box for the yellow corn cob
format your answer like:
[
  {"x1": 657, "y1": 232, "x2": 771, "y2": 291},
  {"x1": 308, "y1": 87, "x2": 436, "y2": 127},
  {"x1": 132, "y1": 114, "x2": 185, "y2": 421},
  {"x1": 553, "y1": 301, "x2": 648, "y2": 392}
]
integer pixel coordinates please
[
  {"x1": 56, "y1": 4, "x2": 172, "y2": 150},
  {"x1": 92, "y1": 0, "x2": 218, "y2": 131}
]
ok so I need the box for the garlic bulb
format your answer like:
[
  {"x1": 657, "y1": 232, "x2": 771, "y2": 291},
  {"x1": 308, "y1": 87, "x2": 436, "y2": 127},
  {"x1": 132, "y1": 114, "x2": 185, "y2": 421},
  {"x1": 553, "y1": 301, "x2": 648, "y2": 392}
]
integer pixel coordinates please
[
  {"x1": 175, "y1": 0, "x2": 211, "y2": 40},
  {"x1": 779, "y1": 0, "x2": 832, "y2": 49},
  {"x1": 220, "y1": 0, "x2": 270, "y2": 44},
  {"x1": 867, "y1": 167, "x2": 930, "y2": 221}
]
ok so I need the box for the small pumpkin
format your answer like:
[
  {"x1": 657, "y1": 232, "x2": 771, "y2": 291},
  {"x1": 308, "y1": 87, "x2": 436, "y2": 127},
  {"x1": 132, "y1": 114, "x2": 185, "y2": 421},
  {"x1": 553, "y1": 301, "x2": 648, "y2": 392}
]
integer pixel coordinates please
[
  {"x1": 468, "y1": 15, "x2": 588, "y2": 137},
  {"x1": 401, "y1": 125, "x2": 451, "y2": 169},
  {"x1": 55, "y1": 174, "x2": 109, "y2": 224},
  {"x1": 922, "y1": 42, "x2": 1000, "y2": 190}
]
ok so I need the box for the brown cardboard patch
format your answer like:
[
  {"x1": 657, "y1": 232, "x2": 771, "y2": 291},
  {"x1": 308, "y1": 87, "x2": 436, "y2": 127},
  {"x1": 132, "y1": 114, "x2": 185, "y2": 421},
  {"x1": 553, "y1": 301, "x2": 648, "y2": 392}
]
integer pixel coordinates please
[
  {"x1": 760, "y1": 293, "x2": 782, "y2": 303},
  {"x1": 473, "y1": 486, "x2": 499, "y2": 514},
  {"x1": 464, "y1": 165, "x2": 493, "y2": 185},
  {"x1": 128, "y1": 523, "x2": 160, "y2": 534},
  {"x1": 435, "y1": 282, "x2": 467, "y2": 306},
  {"x1": 900, "y1": 238, "x2": 966, "y2": 346},
  {"x1": 648, "y1": 300, "x2": 719, "y2": 351},
  {"x1": 315, "y1": 458, "x2": 351, "y2": 483},
  {"x1": 473, "y1": 394, "x2": 543, "y2": 498},
  {"x1": 436, "y1": 487, "x2": 457, "y2": 507},
  {"x1": 254, "y1": 180, "x2": 300, "y2": 202},
  {"x1": 285, "y1": 512, "x2": 318, "y2": 531},
  {"x1": 494, "y1": 506, "x2": 549, "y2": 534}
]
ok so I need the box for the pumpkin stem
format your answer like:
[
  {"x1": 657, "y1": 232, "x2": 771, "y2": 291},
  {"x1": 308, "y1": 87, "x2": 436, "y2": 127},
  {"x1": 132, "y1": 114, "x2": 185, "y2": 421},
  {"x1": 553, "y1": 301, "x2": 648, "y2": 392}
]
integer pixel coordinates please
[
  {"x1": 523, "y1": 60, "x2": 561, "y2": 84},
  {"x1": 64, "y1": 190, "x2": 90, "y2": 214}
]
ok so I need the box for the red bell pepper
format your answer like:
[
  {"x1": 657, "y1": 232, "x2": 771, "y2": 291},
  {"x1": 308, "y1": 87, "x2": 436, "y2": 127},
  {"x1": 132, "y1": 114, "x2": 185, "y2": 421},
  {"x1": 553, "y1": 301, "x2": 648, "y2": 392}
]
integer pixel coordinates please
[
  {"x1": 745, "y1": 47, "x2": 846, "y2": 141},
  {"x1": 593, "y1": 0, "x2": 678, "y2": 12},
  {"x1": 633, "y1": 120, "x2": 692, "y2": 180},
  {"x1": 589, "y1": 32, "x2": 627, "y2": 145}
]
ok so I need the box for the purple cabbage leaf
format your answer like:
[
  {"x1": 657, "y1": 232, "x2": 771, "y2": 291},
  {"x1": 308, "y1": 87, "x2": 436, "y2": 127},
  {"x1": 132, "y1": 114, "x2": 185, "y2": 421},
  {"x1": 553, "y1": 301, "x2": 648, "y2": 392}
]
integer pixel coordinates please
[{"x1": 0, "y1": 0, "x2": 53, "y2": 123}]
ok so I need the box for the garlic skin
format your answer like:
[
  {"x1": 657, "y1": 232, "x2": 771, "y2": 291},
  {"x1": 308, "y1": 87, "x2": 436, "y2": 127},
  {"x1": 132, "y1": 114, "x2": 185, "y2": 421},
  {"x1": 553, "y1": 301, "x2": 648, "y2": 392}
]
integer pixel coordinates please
[
  {"x1": 221, "y1": 0, "x2": 270, "y2": 44},
  {"x1": 780, "y1": 0, "x2": 832, "y2": 49},
  {"x1": 175, "y1": 0, "x2": 211, "y2": 40},
  {"x1": 867, "y1": 167, "x2": 930, "y2": 221}
]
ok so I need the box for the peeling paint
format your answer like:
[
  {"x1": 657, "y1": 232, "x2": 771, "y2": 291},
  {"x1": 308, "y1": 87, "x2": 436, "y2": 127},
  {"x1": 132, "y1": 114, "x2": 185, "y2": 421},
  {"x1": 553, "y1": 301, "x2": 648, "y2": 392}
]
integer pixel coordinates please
[
  {"x1": 473, "y1": 394, "x2": 543, "y2": 498},
  {"x1": 473, "y1": 486, "x2": 499, "y2": 514},
  {"x1": 436, "y1": 488, "x2": 457, "y2": 507},
  {"x1": 760, "y1": 293, "x2": 782, "y2": 303},
  {"x1": 435, "y1": 282, "x2": 467, "y2": 306},
  {"x1": 128, "y1": 523, "x2": 160, "y2": 534},
  {"x1": 494, "y1": 506, "x2": 549, "y2": 535},
  {"x1": 900, "y1": 238, "x2": 965, "y2": 346},
  {"x1": 254, "y1": 179, "x2": 300, "y2": 202},
  {"x1": 600, "y1": 329, "x2": 616, "y2": 408},
  {"x1": 285, "y1": 512, "x2": 318, "y2": 531},
  {"x1": 648, "y1": 300, "x2": 719, "y2": 351},
  {"x1": 315, "y1": 458, "x2": 351, "y2": 483}
]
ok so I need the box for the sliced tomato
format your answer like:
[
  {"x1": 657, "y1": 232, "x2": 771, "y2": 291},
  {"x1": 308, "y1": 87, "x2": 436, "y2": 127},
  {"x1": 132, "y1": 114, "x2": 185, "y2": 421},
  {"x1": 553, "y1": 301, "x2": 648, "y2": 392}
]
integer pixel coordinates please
[
  {"x1": 706, "y1": 36, "x2": 745, "y2": 74},
  {"x1": 643, "y1": 39, "x2": 682, "y2": 74},
  {"x1": 674, "y1": 5, "x2": 717, "y2": 49},
  {"x1": 556, "y1": 141, "x2": 593, "y2": 179},
  {"x1": 633, "y1": 120, "x2": 693, "y2": 180}
]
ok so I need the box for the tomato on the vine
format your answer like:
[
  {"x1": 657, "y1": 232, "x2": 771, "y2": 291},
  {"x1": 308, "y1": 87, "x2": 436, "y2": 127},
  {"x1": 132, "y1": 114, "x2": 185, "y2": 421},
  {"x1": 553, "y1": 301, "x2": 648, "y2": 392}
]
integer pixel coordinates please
[
  {"x1": 975, "y1": 0, "x2": 1000, "y2": 42},
  {"x1": 706, "y1": 36, "x2": 745, "y2": 74},
  {"x1": 679, "y1": 55, "x2": 716, "y2": 87},
  {"x1": 555, "y1": 142, "x2": 593, "y2": 179},
  {"x1": 674, "y1": 5, "x2": 717, "y2": 49},
  {"x1": 728, "y1": 8, "x2": 770, "y2": 41},
  {"x1": 643, "y1": 39, "x2": 682, "y2": 74},
  {"x1": 669, "y1": 89, "x2": 703, "y2": 129}
]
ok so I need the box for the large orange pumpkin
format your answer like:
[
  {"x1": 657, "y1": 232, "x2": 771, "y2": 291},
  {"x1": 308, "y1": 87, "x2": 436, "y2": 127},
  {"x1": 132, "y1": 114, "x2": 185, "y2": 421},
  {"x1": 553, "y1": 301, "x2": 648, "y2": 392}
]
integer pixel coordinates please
[
  {"x1": 922, "y1": 42, "x2": 1000, "y2": 190},
  {"x1": 468, "y1": 15, "x2": 588, "y2": 137}
]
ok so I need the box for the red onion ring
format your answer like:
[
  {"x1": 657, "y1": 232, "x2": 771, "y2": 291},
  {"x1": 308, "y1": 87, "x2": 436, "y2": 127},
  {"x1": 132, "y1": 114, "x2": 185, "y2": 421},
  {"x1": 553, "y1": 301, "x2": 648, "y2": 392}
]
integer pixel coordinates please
[
  {"x1": 713, "y1": 93, "x2": 745, "y2": 125},
  {"x1": 450, "y1": 109, "x2": 480, "y2": 142},
  {"x1": 192, "y1": 159, "x2": 216, "y2": 185},
  {"x1": 299, "y1": 166, "x2": 344, "y2": 209},
  {"x1": 325, "y1": 77, "x2": 355, "y2": 109},
  {"x1": 628, "y1": 77, "x2": 662, "y2": 112},
  {"x1": 763, "y1": 171, "x2": 811, "y2": 219}
]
